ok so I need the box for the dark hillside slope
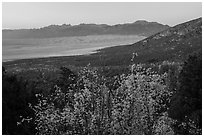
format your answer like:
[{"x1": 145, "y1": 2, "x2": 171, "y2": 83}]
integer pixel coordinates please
[{"x1": 96, "y1": 17, "x2": 202, "y2": 65}]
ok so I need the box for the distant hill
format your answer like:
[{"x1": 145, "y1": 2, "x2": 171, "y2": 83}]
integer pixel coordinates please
[
  {"x1": 3, "y1": 18, "x2": 201, "y2": 69},
  {"x1": 2, "y1": 20, "x2": 169, "y2": 39},
  {"x1": 95, "y1": 17, "x2": 202, "y2": 65}
]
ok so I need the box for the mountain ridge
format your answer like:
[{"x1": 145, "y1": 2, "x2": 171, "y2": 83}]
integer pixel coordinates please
[{"x1": 2, "y1": 20, "x2": 169, "y2": 39}]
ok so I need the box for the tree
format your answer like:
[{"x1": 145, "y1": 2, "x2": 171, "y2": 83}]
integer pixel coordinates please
[
  {"x1": 2, "y1": 67, "x2": 37, "y2": 134},
  {"x1": 168, "y1": 52, "x2": 202, "y2": 134},
  {"x1": 51, "y1": 67, "x2": 78, "y2": 110},
  {"x1": 110, "y1": 64, "x2": 174, "y2": 134}
]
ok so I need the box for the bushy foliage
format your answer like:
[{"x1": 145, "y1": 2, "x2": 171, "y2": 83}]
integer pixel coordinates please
[
  {"x1": 2, "y1": 67, "x2": 37, "y2": 135},
  {"x1": 3, "y1": 52, "x2": 201, "y2": 135},
  {"x1": 168, "y1": 53, "x2": 202, "y2": 134},
  {"x1": 110, "y1": 64, "x2": 174, "y2": 134},
  {"x1": 33, "y1": 64, "x2": 175, "y2": 135}
]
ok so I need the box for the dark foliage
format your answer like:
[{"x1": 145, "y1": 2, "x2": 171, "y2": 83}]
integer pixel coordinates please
[
  {"x1": 2, "y1": 67, "x2": 37, "y2": 135},
  {"x1": 168, "y1": 52, "x2": 202, "y2": 134},
  {"x1": 57, "y1": 66, "x2": 78, "y2": 90},
  {"x1": 50, "y1": 67, "x2": 78, "y2": 110}
]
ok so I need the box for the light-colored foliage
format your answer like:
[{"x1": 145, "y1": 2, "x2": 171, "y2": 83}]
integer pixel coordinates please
[{"x1": 34, "y1": 64, "x2": 175, "y2": 135}]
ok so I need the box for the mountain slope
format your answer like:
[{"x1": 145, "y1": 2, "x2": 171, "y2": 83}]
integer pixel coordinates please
[
  {"x1": 2, "y1": 20, "x2": 169, "y2": 39},
  {"x1": 95, "y1": 17, "x2": 202, "y2": 65}
]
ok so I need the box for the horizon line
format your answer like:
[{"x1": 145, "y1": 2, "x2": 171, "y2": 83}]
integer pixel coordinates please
[{"x1": 2, "y1": 19, "x2": 171, "y2": 30}]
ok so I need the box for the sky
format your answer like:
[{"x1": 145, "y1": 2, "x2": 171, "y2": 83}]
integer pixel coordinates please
[{"x1": 2, "y1": 2, "x2": 202, "y2": 29}]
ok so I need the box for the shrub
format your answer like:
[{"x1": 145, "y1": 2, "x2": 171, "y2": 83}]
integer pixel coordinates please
[
  {"x1": 34, "y1": 64, "x2": 174, "y2": 134},
  {"x1": 168, "y1": 53, "x2": 202, "y2": 134},
  {"x1": 2, "y1": 67, "x2": 37, "y2": 134}
]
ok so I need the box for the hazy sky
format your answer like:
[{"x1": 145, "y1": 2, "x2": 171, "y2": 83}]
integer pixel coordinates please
[{"x1": 2, "y1": 2, "x2": 202, "y2": 29}]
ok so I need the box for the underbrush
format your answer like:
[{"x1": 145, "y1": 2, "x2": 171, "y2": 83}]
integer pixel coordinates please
[{"x1": 3, "y1": 53, "x2": 202, "y2": 135}]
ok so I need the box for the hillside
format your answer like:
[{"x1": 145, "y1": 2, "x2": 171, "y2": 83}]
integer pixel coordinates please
[
  {"x1": 2, "y1": 20, "x2": 169, "y2": 39},
  {"x1": 3, "y1": 18, "x2": 202, "y2": 70},
  {"x1": 95, "y1": 17, "x2": 202, "y2": 65}
]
